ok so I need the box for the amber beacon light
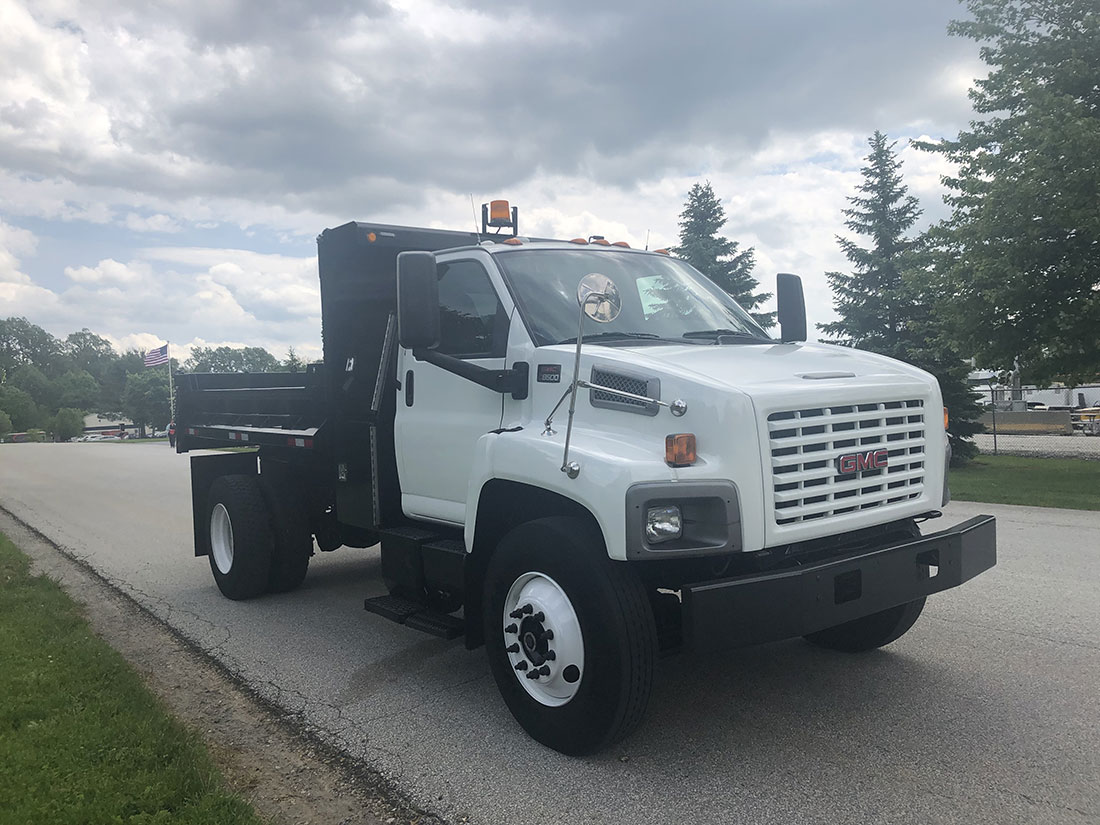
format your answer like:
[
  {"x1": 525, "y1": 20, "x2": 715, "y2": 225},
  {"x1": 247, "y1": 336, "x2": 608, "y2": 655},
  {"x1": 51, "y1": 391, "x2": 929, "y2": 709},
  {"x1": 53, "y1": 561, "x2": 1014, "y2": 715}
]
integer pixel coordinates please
[{"x1": 481, "y1": 199, "x2": 519, "y2": 236}]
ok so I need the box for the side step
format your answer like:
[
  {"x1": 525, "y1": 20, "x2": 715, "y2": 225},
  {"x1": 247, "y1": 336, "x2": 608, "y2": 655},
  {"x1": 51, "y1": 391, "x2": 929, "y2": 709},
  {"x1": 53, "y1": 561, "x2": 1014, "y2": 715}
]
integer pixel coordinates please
[{"x1": 363, "y1": 594, "x2": 464, "y2": 640}]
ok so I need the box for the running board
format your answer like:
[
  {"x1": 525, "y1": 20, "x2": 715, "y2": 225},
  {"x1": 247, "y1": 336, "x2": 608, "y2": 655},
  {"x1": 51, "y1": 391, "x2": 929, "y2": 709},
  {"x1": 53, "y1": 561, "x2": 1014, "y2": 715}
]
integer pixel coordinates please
[{"x1": 363, "y1": 594, "x2": 464, "y2": 640}]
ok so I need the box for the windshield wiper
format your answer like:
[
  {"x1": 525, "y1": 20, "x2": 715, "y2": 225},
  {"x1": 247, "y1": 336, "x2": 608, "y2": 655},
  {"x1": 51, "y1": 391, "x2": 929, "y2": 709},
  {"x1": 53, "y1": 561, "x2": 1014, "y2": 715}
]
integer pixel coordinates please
[
  {"x1": 682, "y1": 328, "x2": 770, "y2": 344},
  {"x1": 558, "y1": 331, "x2": 665, "y2": 345}
]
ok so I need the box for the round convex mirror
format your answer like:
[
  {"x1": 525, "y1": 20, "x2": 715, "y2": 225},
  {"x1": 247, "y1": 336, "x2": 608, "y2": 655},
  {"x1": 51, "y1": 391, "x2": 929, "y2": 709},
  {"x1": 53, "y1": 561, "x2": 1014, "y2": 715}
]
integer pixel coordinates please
[{"x1": 576, "y1": 273, "x2": 621, "y2": 323}]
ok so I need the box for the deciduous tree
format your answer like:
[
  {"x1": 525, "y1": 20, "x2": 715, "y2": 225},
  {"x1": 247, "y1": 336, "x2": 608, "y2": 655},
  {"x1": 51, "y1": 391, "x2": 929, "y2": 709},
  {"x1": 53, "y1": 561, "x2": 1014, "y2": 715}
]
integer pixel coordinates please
[
  {"x1": 0, "y1": 317, "x2": 62, "y2": 380},
  {"x1": 0, "y1": 385, "x2": 41, "y2": 431},
  {"x1": 183, "y1": 346, "x2": 282, "y2": 373},
  {"x1": 917, "y1": 0, "x2": 1100, "y2": 383},
  {"x1": 121, "y1": 370, "x2": 170, "y2": 432}
]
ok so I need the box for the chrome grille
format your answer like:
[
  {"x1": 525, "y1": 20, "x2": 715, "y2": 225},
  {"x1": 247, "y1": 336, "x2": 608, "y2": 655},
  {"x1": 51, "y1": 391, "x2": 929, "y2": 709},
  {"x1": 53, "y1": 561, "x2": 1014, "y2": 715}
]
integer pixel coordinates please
[{"x1": 768, "y1": 400, "x2": 926, "y2": 525}]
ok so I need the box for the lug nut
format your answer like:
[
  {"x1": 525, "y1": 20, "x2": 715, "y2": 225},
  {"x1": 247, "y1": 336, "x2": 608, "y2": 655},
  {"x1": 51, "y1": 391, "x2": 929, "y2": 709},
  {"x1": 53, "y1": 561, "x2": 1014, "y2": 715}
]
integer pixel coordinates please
[
  {"x1": 544, "y1": 649, "x2": 556, "y2": 661},
  {"x1": 526, "y1": 669, "x2": 541, "y2": 679},
  {"x1": 537, "y1": 665, "x2": 551, "y2": 677},
  {"x1": 541, "y1": 629, "x2": 554, "y2": 641},
  {"x1": 532, "y1": 611, "x2": 545, "y2": 622},
  {"x1": 514, "y1": 661, "x2": 528, "y2": 671},
  {"x1": 506, "y1": 643, "x2": 520, "y2": 653},
  {"x1": 505, "y1": 623, "x2": 518, "y2": 634}
]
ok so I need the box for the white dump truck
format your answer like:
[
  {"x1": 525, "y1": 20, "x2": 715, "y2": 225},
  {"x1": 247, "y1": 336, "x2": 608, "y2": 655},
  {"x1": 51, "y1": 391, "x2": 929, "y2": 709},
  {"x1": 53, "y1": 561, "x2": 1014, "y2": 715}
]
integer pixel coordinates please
[{"x1": 177, "y1": 201, "x2": 996, "y2": 754}]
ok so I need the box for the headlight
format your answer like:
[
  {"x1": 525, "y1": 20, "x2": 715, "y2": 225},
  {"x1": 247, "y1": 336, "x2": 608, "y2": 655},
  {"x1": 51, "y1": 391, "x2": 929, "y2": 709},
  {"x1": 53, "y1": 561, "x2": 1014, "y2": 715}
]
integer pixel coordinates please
[{"x1": 645, "y1": 505, "x2": 682, "y2": 543}]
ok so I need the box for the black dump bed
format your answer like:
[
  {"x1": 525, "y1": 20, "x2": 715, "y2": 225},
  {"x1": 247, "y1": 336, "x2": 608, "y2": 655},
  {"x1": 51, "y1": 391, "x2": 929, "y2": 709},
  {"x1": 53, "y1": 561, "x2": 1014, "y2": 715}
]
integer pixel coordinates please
[{"x1": 176, "y1": 220, "x2": 483, "y2": 530}]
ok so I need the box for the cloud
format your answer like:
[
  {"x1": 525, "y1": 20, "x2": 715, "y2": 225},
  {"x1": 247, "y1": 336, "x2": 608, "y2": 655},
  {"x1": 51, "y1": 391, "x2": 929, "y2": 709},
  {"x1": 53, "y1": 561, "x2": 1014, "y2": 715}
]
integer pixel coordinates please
[
  {"x1": 1, "y1": 0, "x2": 986, "y2": 354},
  {"x1": 124, "y1": 212, "x2": 181, "y2": 233},
  {"x1": 0, "y1": 219, "x2": 37, "y2": 284},
  {"x1": 0, "y1": 240, "x2": 323, "y2": 360},
  {"x1": 2, "y1": 0, "x2": 981, "y2": 231},
  {"x1": 64, "y1": 257, "x2": 148, "y2": 284}
]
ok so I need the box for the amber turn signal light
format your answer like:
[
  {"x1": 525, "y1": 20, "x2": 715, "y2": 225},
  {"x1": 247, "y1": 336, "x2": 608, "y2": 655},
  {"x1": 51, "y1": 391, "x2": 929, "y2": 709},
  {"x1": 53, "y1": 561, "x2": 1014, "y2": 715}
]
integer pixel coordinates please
[
  {"x1": 665, "y1": 433, "x2": 696, "y2": 467},
  {"x1": 944, "y1": 406, "x2": 949, "y2": 429}
]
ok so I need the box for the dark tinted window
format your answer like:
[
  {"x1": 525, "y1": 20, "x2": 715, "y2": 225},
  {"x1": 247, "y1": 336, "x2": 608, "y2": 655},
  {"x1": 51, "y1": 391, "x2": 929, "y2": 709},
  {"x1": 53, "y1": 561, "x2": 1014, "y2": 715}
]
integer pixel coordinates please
[{"x1": 437, "y1": 259, "x2": 508, "y2": 358}]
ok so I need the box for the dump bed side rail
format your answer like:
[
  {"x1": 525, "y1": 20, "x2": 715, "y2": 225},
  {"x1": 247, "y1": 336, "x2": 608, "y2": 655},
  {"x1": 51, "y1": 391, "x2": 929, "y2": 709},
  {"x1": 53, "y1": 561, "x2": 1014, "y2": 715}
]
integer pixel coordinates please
[{"x1": 176, "y1": 366, "x2": 327, "y2": 453}]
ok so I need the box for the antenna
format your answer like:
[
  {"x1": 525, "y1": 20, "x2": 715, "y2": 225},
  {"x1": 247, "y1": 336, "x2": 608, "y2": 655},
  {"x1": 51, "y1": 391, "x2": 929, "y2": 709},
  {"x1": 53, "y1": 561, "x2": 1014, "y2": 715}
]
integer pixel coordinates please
[
  {"x1": 645, "y1": 229, "x2": 650, "y2": 251},
  {"x1": 469, "y1": 195, "x2": 482, "y2": 242}
]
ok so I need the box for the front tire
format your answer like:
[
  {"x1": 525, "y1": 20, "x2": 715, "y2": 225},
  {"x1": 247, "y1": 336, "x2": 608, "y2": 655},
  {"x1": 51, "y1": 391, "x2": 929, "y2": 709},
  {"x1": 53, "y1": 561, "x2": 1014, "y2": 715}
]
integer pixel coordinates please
[
  {"x1": 207, "y1": 475, "x2": 273, "y2": 600},
  {"x1": 483, "y1": 517, "x2": 656, "y2": 755},
  {"x1": 803, "y1": 598, "x2": 926, "y2": 652}
]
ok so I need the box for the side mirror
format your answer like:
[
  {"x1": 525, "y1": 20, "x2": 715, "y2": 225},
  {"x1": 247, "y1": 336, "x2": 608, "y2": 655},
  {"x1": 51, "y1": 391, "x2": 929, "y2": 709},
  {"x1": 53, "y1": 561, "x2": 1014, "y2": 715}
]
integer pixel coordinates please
[
  {"x1": 396, "y1": 251, "x2": 440, "y2": 350},
  {"x1": 776, "y1": 272, "x2": 807, "y2": 343}
]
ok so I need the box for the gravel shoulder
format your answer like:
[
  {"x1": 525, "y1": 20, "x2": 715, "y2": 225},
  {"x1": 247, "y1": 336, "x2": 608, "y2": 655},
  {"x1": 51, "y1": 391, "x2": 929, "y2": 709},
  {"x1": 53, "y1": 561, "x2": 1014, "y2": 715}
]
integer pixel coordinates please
[{"x1": 0, "y1": 507, "x2": 439, "y2": 825}]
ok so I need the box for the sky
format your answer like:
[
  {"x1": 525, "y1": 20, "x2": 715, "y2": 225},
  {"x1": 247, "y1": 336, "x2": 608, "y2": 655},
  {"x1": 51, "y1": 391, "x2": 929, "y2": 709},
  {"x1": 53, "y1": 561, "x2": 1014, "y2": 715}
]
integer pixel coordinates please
[{"x1": 0, "y1": 0, "x2": 985, "y2": 363}]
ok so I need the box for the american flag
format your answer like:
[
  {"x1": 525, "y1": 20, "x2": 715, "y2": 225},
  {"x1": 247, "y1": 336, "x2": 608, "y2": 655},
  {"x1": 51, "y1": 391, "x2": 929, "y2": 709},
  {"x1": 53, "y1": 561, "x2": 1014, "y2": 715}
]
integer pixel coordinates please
[{"x1": 144, "y1": 344, "x2": 169, "y2": 367}]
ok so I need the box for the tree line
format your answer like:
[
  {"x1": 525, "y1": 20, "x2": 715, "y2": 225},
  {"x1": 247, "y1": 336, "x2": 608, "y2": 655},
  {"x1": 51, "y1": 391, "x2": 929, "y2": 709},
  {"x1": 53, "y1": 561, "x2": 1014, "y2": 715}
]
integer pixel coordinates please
[
  {"x1": 0, "y1": 323, "x2": 302, "y2": 440},
  {"x1": 672, "y1": 0, "x2": 1097, "y2": 463}
]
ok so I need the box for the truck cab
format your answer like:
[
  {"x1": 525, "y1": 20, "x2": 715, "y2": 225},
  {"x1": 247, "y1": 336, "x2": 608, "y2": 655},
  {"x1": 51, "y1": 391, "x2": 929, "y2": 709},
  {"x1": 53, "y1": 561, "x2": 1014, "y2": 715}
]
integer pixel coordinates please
[{"x1": 177, "y1": 204, "x2": 996, "y2": 755}]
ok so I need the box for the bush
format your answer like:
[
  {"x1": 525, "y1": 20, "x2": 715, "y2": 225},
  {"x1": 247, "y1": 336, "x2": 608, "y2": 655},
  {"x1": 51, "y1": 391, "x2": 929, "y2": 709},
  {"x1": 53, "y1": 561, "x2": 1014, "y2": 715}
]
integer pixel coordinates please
[{"x1": 51, "y1": 408, "x2": 85, "y2": 441}]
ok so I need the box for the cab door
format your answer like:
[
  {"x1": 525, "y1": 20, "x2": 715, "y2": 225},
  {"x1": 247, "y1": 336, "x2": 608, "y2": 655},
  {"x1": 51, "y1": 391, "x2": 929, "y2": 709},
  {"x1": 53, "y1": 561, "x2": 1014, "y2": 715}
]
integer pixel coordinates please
[{"x1": 394, "y1": 254, "x2": 511, "y2": 524}]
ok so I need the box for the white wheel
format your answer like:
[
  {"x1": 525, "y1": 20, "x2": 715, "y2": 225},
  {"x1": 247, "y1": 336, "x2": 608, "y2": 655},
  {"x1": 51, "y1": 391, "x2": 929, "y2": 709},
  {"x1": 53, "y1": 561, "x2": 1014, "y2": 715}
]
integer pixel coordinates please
[
  {"x1": 205, "y1": 475, "x2": 273, "y2": 600},
  {"x1": 503, "y1": 572, "x2": 585, "y2": 707},
  {"x1": 210, "y1": 502, "x2": 234, "y2": 575}
]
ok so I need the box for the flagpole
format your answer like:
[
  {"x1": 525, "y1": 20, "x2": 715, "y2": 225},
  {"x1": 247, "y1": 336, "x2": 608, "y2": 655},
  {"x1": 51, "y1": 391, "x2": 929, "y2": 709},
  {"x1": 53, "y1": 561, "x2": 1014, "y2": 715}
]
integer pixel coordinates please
[{"x1": 167, "y1": 342, "x2": 175, "y2": 423}]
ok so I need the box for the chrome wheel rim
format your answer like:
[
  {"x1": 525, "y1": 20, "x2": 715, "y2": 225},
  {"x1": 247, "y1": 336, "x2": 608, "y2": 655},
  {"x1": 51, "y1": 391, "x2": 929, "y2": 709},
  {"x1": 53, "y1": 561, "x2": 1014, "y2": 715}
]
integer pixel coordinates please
[
  {"x1": 503, "y1": 572, "x2": 584, "y2": 707},
  {"x1": 210, "y1": 503, "x2": 234, "y2": 575}
]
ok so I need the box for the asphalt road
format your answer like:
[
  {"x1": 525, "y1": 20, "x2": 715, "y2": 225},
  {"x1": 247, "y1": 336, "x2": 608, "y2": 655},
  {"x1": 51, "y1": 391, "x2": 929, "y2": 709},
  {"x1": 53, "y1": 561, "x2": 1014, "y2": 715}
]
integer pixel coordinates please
[{"x1": 2, "y1": 443, "x2": 1097, "y2": 825}]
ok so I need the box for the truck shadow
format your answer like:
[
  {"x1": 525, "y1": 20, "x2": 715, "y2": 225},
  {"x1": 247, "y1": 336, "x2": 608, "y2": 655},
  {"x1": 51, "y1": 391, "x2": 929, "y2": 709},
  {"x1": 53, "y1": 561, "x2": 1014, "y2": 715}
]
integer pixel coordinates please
[{"x1": 604, "y1": 634, "x2": 1012, "y2": 769}]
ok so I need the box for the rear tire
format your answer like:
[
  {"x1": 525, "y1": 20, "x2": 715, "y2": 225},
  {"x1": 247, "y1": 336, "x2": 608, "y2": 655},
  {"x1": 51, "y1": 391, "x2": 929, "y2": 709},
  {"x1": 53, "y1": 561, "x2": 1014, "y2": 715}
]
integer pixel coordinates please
[
  {"x1": 207, "y1": 475, "x2": 273, "y2": 600},
  {"x1": 483, "y1": 517, "x2": 657, "y2": 755},
  {"x1": 259, "y1": 476, "x2": 312, "y2": 593}
]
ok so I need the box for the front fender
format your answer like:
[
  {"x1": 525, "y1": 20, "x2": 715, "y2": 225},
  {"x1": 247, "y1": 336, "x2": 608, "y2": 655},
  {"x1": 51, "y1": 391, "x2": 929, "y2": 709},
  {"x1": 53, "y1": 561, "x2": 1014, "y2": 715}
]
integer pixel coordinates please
[{"x1": 465, "y1": 427, "x2": 671, "y2": 560}]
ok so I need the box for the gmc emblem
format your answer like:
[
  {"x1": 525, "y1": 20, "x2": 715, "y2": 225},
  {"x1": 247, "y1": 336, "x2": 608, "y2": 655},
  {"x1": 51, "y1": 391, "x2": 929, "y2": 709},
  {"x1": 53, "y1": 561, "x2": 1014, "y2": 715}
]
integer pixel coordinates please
[{"x1": 836, "y1": 449, "x2": 889, "y2": 475}]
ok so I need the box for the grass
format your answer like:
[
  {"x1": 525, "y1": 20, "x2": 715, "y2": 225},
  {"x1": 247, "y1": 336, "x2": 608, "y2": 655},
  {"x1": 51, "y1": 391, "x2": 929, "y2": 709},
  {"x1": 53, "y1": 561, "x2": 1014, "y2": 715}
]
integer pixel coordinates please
[
  {"x1": 0, "y1": 531, "x2": 263, "y2": 825},
  {"x1": 950, "y1": 454, "x2": 1100, "y2": 510}
]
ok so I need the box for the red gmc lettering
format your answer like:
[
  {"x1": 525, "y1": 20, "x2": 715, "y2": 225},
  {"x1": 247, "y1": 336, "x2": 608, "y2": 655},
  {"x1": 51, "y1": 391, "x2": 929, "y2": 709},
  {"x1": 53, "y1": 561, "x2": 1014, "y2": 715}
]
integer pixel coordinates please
[{"x1": 838, "y1": 449, "x2": 889, "y2": 474}]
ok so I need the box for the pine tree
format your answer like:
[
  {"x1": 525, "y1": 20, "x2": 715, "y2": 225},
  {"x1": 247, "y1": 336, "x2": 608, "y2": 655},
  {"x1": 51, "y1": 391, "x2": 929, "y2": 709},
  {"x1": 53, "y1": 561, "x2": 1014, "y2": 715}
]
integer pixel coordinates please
[
  {"x1": 821, "y1": 132, "x2": 983, "y2": 462},
  {"x1": 673, "y1": 181, "x2": 774, "y2": 328}
]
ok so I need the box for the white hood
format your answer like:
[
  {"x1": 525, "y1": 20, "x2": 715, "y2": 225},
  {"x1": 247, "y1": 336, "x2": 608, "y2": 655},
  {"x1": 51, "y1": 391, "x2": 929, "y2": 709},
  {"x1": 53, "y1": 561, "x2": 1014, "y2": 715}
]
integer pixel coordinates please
[{"x1": 563, "y1": 340, "x2": 937, "y2": 398}]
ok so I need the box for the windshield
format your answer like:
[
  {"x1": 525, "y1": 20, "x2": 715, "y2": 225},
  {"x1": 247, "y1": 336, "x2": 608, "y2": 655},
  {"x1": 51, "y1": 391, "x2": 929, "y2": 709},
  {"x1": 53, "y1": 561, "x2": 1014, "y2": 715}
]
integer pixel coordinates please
[{"x1": 495, "y1": 248, "x2": 771, "y2": 346}]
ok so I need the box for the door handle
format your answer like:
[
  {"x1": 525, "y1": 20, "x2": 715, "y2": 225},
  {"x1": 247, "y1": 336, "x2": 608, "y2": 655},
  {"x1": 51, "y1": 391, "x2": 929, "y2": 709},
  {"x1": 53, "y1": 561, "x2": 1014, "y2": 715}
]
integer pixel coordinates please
[{"x1": 405, "y1": 369, "x2": 414, "y2": 406}]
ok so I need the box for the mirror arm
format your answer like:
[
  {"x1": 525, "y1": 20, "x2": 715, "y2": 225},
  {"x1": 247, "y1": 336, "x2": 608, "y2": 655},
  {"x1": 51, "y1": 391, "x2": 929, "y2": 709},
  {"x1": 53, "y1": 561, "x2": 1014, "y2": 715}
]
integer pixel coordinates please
[{"x1": 412, "y1": 349, "x2": 529, "y2": 400}]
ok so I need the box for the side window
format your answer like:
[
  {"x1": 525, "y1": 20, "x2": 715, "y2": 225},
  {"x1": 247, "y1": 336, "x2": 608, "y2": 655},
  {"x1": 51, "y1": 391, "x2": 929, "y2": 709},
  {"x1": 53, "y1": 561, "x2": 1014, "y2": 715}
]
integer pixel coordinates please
[{"x1": 437, "y1": 259, "x2": 509, "y2": 358}]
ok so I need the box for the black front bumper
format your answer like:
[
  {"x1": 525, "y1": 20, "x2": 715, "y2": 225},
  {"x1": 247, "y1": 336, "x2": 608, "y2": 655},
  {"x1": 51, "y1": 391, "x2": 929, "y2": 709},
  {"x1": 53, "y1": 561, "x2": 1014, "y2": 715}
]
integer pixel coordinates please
[{"x1": 681, "y1": 515, "x2": 996, "y2": 650}]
